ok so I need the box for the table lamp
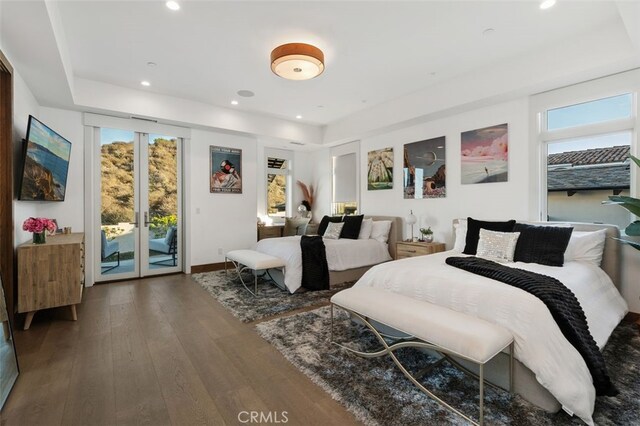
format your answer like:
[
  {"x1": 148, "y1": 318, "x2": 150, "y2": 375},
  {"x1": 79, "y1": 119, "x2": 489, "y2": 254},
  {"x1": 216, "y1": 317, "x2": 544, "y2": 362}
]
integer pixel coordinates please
[{"x1": 406, "y1": 210, "x2": 417, "y2": 242}]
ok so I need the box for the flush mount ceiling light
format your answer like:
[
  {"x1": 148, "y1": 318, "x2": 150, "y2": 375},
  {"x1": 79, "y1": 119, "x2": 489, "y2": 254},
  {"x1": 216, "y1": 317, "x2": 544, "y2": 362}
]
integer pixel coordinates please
[
  {"x1": 270, "y1": 43, "x2": 325, "y2": 80},
  {"x1": 140, "y1": 80, "x2": 151, "y2": 87}
]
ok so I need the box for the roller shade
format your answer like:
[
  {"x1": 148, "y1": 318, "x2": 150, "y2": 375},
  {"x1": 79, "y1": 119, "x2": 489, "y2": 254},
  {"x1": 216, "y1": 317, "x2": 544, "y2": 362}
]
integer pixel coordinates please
[{"x1": 333, "y1": 153, "x2": 357, "y2": 203}]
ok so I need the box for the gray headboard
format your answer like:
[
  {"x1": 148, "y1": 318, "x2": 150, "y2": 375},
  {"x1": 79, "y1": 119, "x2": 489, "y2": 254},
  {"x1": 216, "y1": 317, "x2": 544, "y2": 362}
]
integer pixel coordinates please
[
  {"x1": 366, "y1": 216, "x2": 403, "y2": 260},
  {"x1": 453, "y1": 219, "x2": 621, "y2": 288}
]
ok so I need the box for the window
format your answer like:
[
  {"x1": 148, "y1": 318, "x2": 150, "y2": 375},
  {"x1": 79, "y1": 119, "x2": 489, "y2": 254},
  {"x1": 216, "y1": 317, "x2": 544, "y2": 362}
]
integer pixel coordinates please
[
  {"x1": 546, "y1": 93, "x2": 632, "y2": 131},
  {"x1": 267, "y1": 156, "x2": 289, "y2": 217},
  {"x1": 541, "y1": 93, "x2": 634, "y2": 228}
]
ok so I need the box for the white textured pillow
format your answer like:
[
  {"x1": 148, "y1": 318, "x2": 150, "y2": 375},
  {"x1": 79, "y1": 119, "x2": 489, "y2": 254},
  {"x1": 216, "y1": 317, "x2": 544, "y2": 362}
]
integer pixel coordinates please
[
  {"x1": 370, "y1": 220, "x2": 392, "y2": 243},
  {"x1": 564, "y1": 229, "x2": 607, "y2": 266},
  {"x1": 323, "y1": 222, "x2": 344, "y2": 240},
  {"x1": 453, "y1": 219, "x2": 468, "y2": 252},
  {"x1": 358, "y1": 218, "x2": 373, "y2": 239},
  {"x1": 476, "y1": 229, "x2": 521, "y2": 263}
]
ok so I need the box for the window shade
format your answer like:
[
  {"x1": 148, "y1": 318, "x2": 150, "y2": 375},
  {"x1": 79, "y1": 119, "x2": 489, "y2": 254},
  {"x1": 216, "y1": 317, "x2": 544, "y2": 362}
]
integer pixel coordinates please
[{"x1": 333, "y1": 153, "x2": 357, "y2": 203}]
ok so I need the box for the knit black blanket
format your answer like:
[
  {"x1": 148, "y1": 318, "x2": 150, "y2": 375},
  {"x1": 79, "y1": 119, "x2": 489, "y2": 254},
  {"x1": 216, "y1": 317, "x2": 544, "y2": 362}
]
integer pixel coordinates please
[
  {"x1": 300, "y1": 236, "x2": 330, "y2": 291},
  {"x1": 445, "y1": 256, "x2": 617, "y2": 396}
]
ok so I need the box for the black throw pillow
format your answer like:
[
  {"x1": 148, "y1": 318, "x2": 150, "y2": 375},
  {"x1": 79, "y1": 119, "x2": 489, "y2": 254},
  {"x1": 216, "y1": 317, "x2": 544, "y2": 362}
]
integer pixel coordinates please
[
  {"x1": 463, "y1": 217, "x2": 516, "y2": 255},
  {"x1": 340, "y1": 215, "x2": 364, "y2": 239},
  {"x1": 513, "y1": 223, "x2": 573, "y2": 267},
  {"x1": 317, "y1": 215, "x2": 343, "y2": 236}
]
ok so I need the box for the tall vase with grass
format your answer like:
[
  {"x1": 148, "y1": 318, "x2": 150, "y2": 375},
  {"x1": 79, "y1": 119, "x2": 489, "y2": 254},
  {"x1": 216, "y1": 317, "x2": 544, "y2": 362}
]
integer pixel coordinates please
[
  {"x1": 22, "y1": 217, "x2": 57, "y2": 244},
  {"x1": 604, "y1": 155, "x2": 640, "y2": 251},
  {"x1": 296, "y1": 180, "x2": 315, "y2": 221}
]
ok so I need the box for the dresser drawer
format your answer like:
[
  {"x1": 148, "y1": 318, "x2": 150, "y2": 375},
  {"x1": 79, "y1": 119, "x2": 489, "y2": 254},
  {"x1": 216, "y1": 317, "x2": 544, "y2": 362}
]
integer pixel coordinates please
[{"x1": 257, "y1": 226, "x2": 283, "y2": 240}]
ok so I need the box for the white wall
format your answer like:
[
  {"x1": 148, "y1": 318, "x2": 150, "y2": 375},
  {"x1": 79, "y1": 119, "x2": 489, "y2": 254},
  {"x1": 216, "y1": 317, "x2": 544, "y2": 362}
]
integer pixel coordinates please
[
  {"x1": 188, "y1": 129, "x2": 258, "y2": 266},
  {"x1": 12, "y1": 102, "x2": 84, "y2": 246},
  {"x1": 36, "y1": 107, "x2": 84, "y2": 234},
  {"x1": 311, "y1": 147, "x2": 332, "y2": 220},
  {"x1": 354, "y1": 98, "x2": 530, "y2": 245},
  {"x1": 12, "y1": 71, "x2": 41, "y2": 245}
]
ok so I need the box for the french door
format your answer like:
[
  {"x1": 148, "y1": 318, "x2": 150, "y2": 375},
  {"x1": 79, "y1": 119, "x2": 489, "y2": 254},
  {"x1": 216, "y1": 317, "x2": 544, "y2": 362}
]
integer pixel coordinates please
[{"x1": 95, "y1": 128, "x2": 182, "y2": 282}]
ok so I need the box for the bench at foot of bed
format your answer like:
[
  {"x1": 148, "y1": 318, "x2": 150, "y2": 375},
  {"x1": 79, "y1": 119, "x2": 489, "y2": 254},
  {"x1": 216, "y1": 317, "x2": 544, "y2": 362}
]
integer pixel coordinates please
[
  {"x1": 330, "y1": 287, "x2": 514, "y2": 426},
  {"x1": 225, "y1": 249, "x2": 286, "y2": 296}
]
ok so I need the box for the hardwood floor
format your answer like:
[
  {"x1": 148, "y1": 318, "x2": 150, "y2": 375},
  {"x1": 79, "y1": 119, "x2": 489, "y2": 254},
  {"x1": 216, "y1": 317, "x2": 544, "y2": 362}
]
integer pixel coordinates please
[{"x1": 0, "y1": 274, "x2": 360, "y2": 426}]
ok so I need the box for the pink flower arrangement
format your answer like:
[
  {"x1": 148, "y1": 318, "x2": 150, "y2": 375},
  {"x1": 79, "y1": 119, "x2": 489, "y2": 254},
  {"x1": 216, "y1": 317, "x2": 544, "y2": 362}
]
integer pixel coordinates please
[{"x1": 22, "y1": 217, "x2": 57, "y2": 234}]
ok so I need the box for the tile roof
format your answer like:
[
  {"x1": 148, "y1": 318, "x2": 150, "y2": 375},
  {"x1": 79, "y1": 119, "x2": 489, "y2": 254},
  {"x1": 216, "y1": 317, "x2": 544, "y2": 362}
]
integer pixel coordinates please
[
  {"x1": 547, "y1": 164, "x2": 630, "y2": 191},
  {"x1": 548, "y1": 145, "x2": 630, "y2": 166}
]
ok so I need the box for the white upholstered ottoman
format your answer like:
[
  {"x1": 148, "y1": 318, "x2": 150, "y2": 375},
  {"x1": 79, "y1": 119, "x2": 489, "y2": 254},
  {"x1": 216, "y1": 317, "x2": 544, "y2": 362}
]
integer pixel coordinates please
[
  {"x1": 331, "y1": 287, "x2": 514, "y2": 425},
  {"x1": 224, "y1": 249, "x2": 286, "y2": 296}
]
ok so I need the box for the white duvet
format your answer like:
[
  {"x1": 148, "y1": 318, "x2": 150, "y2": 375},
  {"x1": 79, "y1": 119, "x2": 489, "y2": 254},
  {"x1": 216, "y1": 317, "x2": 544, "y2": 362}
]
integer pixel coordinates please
[
  {"x1": 354, "y1": 251, "x2": 628, "y2": 425},
  {"x1": 254, "y1": 236, "x2": 391, "y2": 293}
]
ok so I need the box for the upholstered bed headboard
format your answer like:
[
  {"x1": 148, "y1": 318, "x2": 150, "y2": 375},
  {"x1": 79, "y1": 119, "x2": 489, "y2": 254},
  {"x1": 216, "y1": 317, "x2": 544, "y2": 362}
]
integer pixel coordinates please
[
  {"x1": 366, "y1": 216, "x2": 403, "y2": 260},
  {"x1": 452, "y1": 219, "x2": 621, "y2": 288}
]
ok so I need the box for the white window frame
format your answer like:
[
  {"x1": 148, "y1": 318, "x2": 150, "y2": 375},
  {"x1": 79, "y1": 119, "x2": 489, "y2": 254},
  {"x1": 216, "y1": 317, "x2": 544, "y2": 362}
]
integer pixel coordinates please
[
  {"x1": 530, "y1": 74, "x2": 639, "y2": 225},
  {"x1": 265, "y1": 148, "x2": 293, "y2": 218}
]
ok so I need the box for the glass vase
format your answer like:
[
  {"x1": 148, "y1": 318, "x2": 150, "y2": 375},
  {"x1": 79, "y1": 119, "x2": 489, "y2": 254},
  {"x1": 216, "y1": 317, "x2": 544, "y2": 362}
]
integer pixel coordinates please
[
  {"x1": 424, "y1": 234, "x2": 433, "y2": 243},
  {"x1": 32, "y1": 231, "x2": 46, "y2": 245}
]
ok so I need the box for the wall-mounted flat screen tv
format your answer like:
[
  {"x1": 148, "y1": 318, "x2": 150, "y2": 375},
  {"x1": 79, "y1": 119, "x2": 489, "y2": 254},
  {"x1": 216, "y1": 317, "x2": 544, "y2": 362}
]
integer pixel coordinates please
[{"x1": 18, "y1": 116, "x2": 72, "y2": 201}]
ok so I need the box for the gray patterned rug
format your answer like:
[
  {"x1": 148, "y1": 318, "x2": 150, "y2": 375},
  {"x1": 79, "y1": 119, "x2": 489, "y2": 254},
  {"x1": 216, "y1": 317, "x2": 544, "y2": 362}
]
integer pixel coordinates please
[
  {"x1": 191, "y1": 270, "x2": 354, "y2": 323},
  {"x1": 256, "y1": 306, "x2": 640, "y2": 425}
]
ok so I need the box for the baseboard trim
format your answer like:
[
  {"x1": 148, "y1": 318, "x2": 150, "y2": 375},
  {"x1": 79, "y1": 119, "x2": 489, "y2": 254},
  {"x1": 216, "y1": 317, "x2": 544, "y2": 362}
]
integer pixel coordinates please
[{"x1": 191, "y1": 262, "x2": 226, "y2": 274}]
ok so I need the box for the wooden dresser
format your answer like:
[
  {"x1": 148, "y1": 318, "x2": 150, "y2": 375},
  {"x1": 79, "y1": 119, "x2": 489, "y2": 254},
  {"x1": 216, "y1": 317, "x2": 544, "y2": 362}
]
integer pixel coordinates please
[
  {"x1": 257, "y1": 225, "x2": 284, "y2": 241},
  {"x1": 17, "y1": 233, "x2": 84, "y2": 330},
  {"x1": 395, "y1": 241, "x2": 446, "y2": 260}
]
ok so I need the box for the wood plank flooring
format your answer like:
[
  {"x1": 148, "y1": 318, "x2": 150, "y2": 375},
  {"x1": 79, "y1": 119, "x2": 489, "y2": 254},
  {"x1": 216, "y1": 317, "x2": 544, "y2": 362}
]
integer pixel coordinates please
[{"x1": 0, "y1": 274, "x2": 360, "y2": 426}]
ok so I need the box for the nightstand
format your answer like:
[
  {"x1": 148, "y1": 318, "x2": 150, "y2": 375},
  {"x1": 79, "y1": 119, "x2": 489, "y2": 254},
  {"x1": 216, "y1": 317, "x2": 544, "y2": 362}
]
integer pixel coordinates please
[{"x1": 395, "y1": 241, "x2": 446, "y2": 260}]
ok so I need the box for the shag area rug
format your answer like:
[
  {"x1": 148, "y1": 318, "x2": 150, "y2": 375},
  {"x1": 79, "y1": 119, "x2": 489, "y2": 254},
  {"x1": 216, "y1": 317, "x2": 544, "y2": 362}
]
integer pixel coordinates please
[
  {"x1": 256, "y1": 306, "x2": 640, "y2": 425},
  {"x1": 191, "y1": 270, "x2": 354, "y2": 323}
]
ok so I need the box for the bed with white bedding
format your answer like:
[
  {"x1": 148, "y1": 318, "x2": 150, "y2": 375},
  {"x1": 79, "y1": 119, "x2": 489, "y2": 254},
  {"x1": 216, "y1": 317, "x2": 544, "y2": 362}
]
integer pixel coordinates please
[
  {"x1": 254, "y1": 215, "x2": 401, "y2": 294},
  {"x1": 352, "y1": 220, "x2": 628, "y2": 425}
]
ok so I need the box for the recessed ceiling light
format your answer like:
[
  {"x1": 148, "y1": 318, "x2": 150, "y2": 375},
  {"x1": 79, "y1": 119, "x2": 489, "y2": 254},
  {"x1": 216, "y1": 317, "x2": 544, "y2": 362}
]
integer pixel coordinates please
[
  {"x1": 147, "y1": 61, "x2": 157, "y2": 67},
  {"x1": 539, "y1": 0, "x2": 556, "y2": 10},
  {"x1": 231, "y1": 100, "x2": 239, "y2": 105},
  {"x1": 166, "y1": 1, "x2": 180, "y2": 11},
  {"x1": 483, "y1": 28, "x2": 495, "y2": 36},
  {"x1": 296, "y1": 115, "x2": 302, "y2": 119},
  {"x1": 140, "y1": 80, "x2": 151, "y2": 87},
  {"x1": 237, "y1": 90, "x2": 255, "y2": 97}
]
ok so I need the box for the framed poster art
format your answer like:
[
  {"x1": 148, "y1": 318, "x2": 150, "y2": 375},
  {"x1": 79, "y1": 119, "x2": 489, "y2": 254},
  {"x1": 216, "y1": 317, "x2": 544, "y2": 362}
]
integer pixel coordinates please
[
  {"x1": 367, "y1": 147, "x2": 393, "y2": 190},
  {"x1": 403, "y1": 136, "x2": 446, "y2": 199},
  {"x1": 461, "y1": 123, "x2": 508, "y2": 184},
  {"x1": 210, "y1": 146, "x2": 242, "y2": 193}
]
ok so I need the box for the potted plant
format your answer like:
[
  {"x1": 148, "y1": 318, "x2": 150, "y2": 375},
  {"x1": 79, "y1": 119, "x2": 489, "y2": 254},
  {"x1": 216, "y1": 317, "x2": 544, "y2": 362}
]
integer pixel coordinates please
[
  {"x1": 605, "y1": 154, "x2": 640, "y2": 251},
  {"x1": 419, "y1": 227, "x2": 434, "y2": 243}
]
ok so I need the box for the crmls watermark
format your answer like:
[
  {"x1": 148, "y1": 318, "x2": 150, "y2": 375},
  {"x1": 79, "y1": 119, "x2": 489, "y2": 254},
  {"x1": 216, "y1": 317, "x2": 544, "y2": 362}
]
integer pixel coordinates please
[{"x1": 237, "y1": 411, "x2": 289, "y2": 424}]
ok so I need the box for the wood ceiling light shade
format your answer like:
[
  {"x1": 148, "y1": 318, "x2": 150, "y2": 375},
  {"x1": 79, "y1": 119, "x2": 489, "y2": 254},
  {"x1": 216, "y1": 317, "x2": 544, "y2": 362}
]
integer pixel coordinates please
[{"x1": 270, "y1": 43, "x2": 324, "y2": 80}]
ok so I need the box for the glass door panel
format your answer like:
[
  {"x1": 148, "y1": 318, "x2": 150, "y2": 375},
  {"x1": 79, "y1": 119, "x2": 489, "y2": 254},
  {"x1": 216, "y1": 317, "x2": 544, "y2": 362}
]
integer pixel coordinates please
[
  {"x1": 143, "y1": 134, "x2": 181, "y2": 274},
  {"x1": 98, "y1": 128, "x2": 139, "y2": 279}
]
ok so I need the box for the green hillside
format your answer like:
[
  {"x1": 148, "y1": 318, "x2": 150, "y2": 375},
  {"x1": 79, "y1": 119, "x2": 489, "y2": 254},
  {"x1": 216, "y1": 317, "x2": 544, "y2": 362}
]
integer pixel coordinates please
[{"x1": 101, "y1": 138, "x2": 177, "y2": 230}]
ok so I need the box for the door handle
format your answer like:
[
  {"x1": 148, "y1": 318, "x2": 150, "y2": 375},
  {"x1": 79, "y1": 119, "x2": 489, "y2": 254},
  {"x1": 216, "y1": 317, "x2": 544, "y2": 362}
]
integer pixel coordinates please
[
  {"x1": 130, "y1": 212, "x2": 139, "y2": 228},
  {"x1": 144, "y1": 212, "x2": 151, "y2": 227}
]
